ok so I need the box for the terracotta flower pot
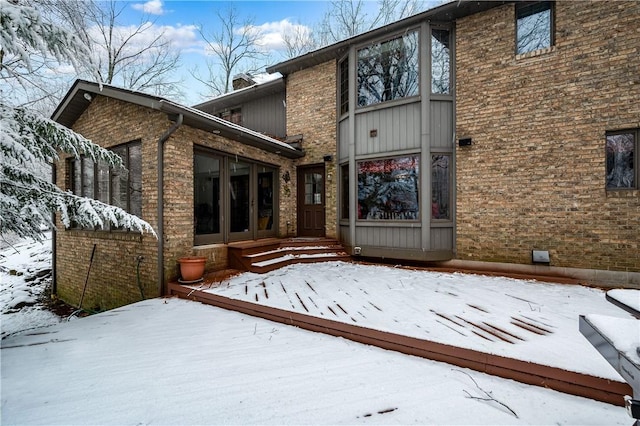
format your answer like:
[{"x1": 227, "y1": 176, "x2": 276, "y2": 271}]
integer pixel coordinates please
[{"x1": 178, "y1": 256, "x2": 207, "y2": 282}]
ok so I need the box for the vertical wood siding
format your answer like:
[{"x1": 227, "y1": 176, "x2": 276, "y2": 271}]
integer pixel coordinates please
[
  {"x1": 355, "y1": 226, "x2": 422, "y2": 249},
  {"x1": 354, "y1": 102, "x2": 421, "y2": 156},
  {"x1": 243, "y1": 93, "x2": 286, "y2": 138},
  {"x1": 430, "y1": 101, "x2": 454, "y2": 149}
]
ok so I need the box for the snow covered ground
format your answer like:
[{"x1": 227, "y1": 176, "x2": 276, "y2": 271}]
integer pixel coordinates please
[
  {"x1": 0, "y1": 237, "x2": 633, "y2": 424},
  {"x1": 199, "y1": 262, "x2": 634, "y2": 380},
  {"x1": 1, "y1": 298, "x2": 630, "y2": 425},
  {"x1": 0, "y1": 232, "x2": 61, "y2": 339}
]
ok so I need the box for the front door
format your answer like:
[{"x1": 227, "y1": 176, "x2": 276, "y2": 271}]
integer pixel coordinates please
[{"x1": 297, "y1": 165, "x2": 325, "y2": 237}]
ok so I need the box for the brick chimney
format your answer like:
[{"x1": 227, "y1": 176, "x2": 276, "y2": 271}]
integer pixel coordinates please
[{"x1": 232, "y1": 73, "x2": 256, "y2": 90}]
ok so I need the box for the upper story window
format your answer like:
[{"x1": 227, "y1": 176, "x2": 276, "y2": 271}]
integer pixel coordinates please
[
  {"x1": 431, "y1": 29, "x2": 450, "y2": 94},
  {"x1": 339, "y1": 58, "x2": 349, "y2": 115},
  {"x1": 516, "y1": 1, "x2": 553, "y2": 55},
  {"x1": 218, "y1": 108, "x2": 242, "y2": 125},
  {"x1": 69, "y1": 140, "x2": 142, "y2": 227},
  {"x1": 357, "y1": 30, "x2": 419, "y2": 108},
  {"x1": 606, "y1": 130, "x2": 637, "y2": 190}
]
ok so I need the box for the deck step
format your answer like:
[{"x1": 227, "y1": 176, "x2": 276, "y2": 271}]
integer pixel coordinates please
[{"x1": 229, "y1": 238, "x2": 351, "y2": 273}]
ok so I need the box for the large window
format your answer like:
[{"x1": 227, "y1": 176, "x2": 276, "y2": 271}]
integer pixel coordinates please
[
  {"x1": 516, "y1": 1, "x2": 553, "y2": 55},
  {"x1": 431, "y1": 154, "x2": 451, "y2": 220},
  {"x1": 357, "y1": 31, "x2": 419, "y2": 108},
  {"x1": 606, "y1": 130, "x2": 637, "y2": 189},
  {"x1": 69, "y1": 140, "x2": 142, "y2": 228},
  {"x1": 357, "y1": 155, "x2": 419, "y2": 220},
  {"x1": 431, "y1": 29, "x2": 450, "y2": 94}
]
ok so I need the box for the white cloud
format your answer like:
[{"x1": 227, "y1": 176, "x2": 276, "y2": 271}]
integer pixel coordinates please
[
  {"x1": 251, "y1": 19, "x2": 313, "y2": 52},
  {"x1": 132, "y1": 0, "x2": 165, "y2": 16},
  {"x1": 88, "y1": 22, "x2": 200, "y2": 56}
]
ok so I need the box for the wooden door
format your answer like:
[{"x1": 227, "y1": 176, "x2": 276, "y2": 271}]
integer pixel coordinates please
[{"x1": 297, "y1": 165, "x2": 325, "y2": 237}]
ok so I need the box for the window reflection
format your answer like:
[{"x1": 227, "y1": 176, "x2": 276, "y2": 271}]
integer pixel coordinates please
[
  {"x1": 431, "y1": 154, "x2": 450, "y2": 220},
  {"x1": 357, "y1": 156, "x2": 419, "y2": 220}
]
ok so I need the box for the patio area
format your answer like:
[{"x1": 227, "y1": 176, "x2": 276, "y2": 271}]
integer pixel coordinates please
[{"x1": 168, "y1": 261, "x2": 634, "y2": 406}]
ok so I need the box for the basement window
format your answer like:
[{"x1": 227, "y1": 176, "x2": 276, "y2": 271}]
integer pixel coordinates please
[
  {"x1": 606, "y1": 130, "x2": 637, "y2": 190},
  {"x1": 516, "y1": 1, "x2": 553, "y2": 55}
]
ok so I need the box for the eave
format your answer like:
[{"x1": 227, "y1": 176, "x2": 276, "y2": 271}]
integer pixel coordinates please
[{"x1": 51, "y1": 80, "x2": 304, "y2": 159}]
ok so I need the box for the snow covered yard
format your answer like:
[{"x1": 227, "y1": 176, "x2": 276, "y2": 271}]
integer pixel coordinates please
[
  {"x1": 0, "y1": 238, "x2": 633, "y2": 424},
  {"x1": 0, "y1": 232, "x2": 62, "y2": 339},
  {"x1": 196, "y1": 261, "x2": 633, "y2": 381},
  {"x1": 0, "y1": 298, "x2": 629, "y2": 425}
]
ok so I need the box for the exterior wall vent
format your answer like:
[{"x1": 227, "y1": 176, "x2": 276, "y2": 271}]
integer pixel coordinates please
[{"x1": 532, "y1": 250, "x2": 550, "y2": 264}]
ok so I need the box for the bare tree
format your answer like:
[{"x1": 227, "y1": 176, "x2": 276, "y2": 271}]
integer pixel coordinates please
[
  {"x1": 281, "y1": 21, "x2": 317, "y2": 59},
  {"x1": 192, "y1": 5, "x2": 266, "y2": 96},
  {"x1": 33, "y1": 0, "x2": 184, "y2": 100},
  {"x1": 84, "y1": 1, "x2": 184, "y2": 98},
  {"x1": 315, "y1": 0, "x2": 425, "y2": 47}
]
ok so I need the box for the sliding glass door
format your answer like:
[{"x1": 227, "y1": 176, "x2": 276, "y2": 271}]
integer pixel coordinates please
[{"x1": 194, "y1": 149, "x2": 277, "y2": 245}]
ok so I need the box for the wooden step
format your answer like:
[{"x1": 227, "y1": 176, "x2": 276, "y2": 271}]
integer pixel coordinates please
[{"x1": 228, "y1": 238, "x2": 351, "y2": 273}]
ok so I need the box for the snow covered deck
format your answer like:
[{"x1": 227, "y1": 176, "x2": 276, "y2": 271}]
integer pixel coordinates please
[{"x1": 168, "y1": 261, "x2": 633, "y2": 406}]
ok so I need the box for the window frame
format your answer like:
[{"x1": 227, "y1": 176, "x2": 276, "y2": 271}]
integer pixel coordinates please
[
  {"x1": 340, "y1": 163, "x2": 349, "y2": 220},
  {"x1": 605, "y1": 129, "x2": 638, "y2": 191},
  {"x1": 515, "y1": 1, "x2": 554, "y2": 56},
  {"x1": 356, "y1": 28, "x2": 420, "y2": 109},
  {"x1": 430, "y1": 153, "x2": 452, "y2": 221},
  {"x1": 430, "y1": 27, "x2": 451, "y2": 95},
  {"x1": 356, "y1": 154, "x2": 421, "y2": 222},
  {"x1": 68, "y1": 140, "x2": 143, "y2": 231},
  {"x1": 339, "y1": 57, "x2": 349, "y2": 116}
]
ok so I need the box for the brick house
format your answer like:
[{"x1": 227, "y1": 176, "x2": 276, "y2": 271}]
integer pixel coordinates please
[{"x1": 52, "y1": 0, "x2": 639, "y2": 310}]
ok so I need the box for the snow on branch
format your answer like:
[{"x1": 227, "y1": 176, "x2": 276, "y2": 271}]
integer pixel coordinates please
[
  {"x1": 0, "y1": 0, "x2": 93, "y2": 74},
  {"x1": 1, "y1": 162, "x2": 156, "y2": 241}
]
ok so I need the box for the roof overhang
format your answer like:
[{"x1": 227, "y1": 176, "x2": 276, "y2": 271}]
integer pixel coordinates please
[
  {"x1": 52, "y1": 80, "x2": 304, "y2": 159},
  {"x1": 267, "y1": 0, "x2": 509, "y2": 76}
]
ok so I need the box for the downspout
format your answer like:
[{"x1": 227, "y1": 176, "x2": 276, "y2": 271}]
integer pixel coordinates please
[
  {"x1": 157, "y1": 114, "x2": 183, "y2": 296},
  {"x1": 51, "y1": 162, "x2": 57, "y2": 297}
]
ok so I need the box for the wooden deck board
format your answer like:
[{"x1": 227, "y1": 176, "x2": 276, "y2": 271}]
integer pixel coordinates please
[{"x1": 168, "y1": 282, "x2": 631, "y2": 407}]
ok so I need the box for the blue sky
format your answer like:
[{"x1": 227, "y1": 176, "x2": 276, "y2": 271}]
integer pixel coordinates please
[
  {"x1": 115, "y1": 1, "x2": 345, "y2": 104},
  {"x1": 108, "y1": 1, "x2": 441, "y2": 104}
]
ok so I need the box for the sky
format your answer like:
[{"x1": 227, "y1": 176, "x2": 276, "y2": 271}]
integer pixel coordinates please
[
  {"x1": 93, "y1": 0, "x2": 441, "y2": 105},
  {"x1": 108, "y1": 1, "x2": 358, "y2": 104}
]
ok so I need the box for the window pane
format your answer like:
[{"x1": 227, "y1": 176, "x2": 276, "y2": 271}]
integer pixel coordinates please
[
  {"x1": 82, "y1": 158, "x2": 94, "y2": 198},
  {"x1": 357, "y1": 156, "x2": 419, "y2": 220},
  {"x1": 606, "y1": 133, "x2": 635, "y2": 189},
  {"x1": 341, "y1": 164, "x2": 349, "y2": 219},
  {"x1": 517, "y1": 2, "x2": 552, "y2": 54},
  {"x1": 96, "y1": 161, "x2": 110, "y2": 204},
  {"x1": 357, "y1": 31, "x2": 419, "y2": 107},
  {"x1": 431, "y1": 29, "x2": 450, "y2": 94},
  {"x1": 110, "y1": 147, "x2": 128, "y2": 211},
  {"x1": 229, "y1": 160, "x2": 250, "y2": 232},
  {"x1": 431, "y1": 154, "x2": 451, "y2": 220},
  {"x1": 72, "y1": 159, "x2": 82, "y2": 196},
  {"x1": 305, "y1": 172, "x2": 323, "y2": 205},
  {"x1": 258, "y1": 170, "x2": 274, "y2": 231},
  {"x1": 194, "y1": 153, "x2": 221, "y2": 235},
  {"x1": 128, "y1": 144, "x2": 142, "y2": 217},
  {"x1": 339, "y1": 58, "x2": 349, "y2": 115}
]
